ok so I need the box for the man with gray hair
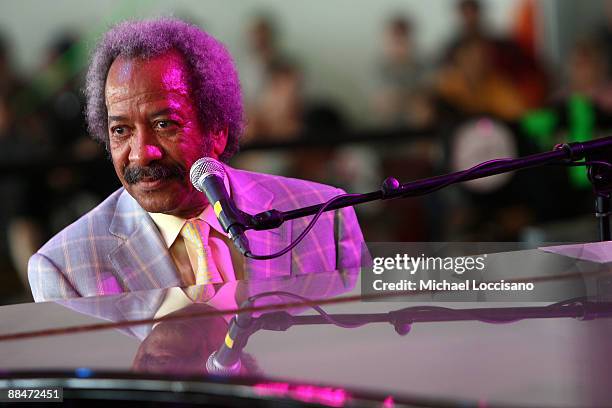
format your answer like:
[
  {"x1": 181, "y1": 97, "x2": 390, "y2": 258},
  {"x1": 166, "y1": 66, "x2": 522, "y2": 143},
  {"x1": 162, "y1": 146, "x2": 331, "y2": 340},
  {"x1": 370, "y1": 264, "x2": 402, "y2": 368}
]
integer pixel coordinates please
[{"x1": 28, "y1": 17, "x2": 364, "y2": 302}]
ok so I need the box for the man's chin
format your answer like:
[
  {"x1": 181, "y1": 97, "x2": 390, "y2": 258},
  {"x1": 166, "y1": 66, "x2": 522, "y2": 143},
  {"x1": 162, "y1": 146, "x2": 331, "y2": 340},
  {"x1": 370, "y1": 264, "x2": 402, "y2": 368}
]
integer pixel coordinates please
[{"x1": 125, "y1": 179, "x2": 184, "y2": 213}]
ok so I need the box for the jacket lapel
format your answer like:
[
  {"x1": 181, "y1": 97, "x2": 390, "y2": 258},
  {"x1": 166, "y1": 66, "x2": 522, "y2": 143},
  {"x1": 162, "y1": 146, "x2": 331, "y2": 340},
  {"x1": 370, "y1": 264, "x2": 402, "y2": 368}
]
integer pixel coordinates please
[
  {"x1": 225, "y1": 166, "x2": 293, "y2": 279},
  {"x1": 108, "y1": 190, "x2": 182, "y2": 292}
]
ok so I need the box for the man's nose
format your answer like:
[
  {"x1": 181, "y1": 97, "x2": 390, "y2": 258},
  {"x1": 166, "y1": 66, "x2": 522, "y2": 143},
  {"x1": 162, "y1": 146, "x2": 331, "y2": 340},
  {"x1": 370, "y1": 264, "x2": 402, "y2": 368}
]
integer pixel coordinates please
[{"x1": 128, "y1": 127, "x2": 163, "y2": 165}]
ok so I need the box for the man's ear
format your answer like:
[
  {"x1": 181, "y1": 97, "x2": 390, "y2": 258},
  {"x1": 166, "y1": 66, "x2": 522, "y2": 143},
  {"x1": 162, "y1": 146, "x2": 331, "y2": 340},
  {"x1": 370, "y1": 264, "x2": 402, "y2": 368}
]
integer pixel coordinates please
[{"x1": 211, "y1": 126, "x2": 228, "y2": 159}]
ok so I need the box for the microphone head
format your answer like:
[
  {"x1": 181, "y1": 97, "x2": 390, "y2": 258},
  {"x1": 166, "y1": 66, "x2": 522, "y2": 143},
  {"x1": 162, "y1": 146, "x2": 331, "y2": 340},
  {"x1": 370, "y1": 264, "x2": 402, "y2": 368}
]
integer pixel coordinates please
[
  {"x1": 190, "y1": 157, "x2": 226, "y2": 192},
  {"x1": 206, "y1": 351, "x2": 241, "y2": 376}
]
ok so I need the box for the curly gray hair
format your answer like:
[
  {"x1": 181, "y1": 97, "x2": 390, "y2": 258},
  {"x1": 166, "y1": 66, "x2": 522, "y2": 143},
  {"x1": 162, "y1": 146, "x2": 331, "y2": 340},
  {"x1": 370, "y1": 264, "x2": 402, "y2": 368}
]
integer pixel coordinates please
[{"x1": 85, "y1": 17, "x2": 244, "y2": 162}]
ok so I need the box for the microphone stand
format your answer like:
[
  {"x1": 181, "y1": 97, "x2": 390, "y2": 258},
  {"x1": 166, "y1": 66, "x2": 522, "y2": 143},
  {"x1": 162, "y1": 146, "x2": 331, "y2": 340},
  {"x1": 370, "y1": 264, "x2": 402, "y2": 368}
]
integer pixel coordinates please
[{"x1": 245, "y1": 136, "x2": 612, "y2": 241}]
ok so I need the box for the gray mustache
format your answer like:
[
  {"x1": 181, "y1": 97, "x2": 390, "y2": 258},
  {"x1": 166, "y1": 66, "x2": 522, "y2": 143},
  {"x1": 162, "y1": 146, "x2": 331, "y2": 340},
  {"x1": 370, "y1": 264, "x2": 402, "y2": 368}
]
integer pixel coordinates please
[{"x1": 124, "y1": 164, "x2": 186, "y2": 184}]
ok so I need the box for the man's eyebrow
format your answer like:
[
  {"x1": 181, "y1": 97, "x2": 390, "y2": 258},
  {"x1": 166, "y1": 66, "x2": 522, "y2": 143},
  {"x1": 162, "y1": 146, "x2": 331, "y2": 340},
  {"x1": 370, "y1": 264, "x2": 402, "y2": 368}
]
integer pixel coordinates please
[
  {"x1": 108, "y1": 109, "x2": 180, "y2": 123},
  {"x1": 150, "y1": 108, "x2": 178, "y2": 118},
  {"x1": 108, "y1": 115, "x2": 127, "y2": 123}
]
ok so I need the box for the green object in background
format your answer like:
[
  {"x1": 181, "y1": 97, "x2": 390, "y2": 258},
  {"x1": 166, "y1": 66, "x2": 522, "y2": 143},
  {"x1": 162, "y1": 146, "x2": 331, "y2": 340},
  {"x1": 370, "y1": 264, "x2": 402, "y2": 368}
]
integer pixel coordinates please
[
  {"x1": 521, "y1": 95, "x2": 595, "y2": 189},
  {"x1": 520, "y1": 109, "x2": 557, "y2": 151},
  {"x1": 567, "y1": 95, "x2": 594, "y2": 189}
]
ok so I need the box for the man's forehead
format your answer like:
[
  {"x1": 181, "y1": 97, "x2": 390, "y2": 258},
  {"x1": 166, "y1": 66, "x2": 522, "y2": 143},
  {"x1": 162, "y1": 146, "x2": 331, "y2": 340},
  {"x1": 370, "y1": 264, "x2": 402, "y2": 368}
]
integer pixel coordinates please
[
  {"x1": 112, "y1": 56, "x2": 136, "y2": 83},
  {"x1": 105, "y1": 51, "x2": 190, "y2": 103}
]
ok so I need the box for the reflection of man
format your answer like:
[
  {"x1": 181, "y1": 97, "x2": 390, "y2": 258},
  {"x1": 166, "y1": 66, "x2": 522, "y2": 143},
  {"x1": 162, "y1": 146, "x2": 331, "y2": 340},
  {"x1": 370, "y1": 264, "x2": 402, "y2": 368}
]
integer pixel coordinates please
[
  {"x1": 131, "y1": 302, "x2": 260, "y2": 377},
  {"x1": 28, "y1": 18, "x2": 364, "y2": 302},
  {"x1": 131, "y1": 303, "x2": 229, "y2": 376}
]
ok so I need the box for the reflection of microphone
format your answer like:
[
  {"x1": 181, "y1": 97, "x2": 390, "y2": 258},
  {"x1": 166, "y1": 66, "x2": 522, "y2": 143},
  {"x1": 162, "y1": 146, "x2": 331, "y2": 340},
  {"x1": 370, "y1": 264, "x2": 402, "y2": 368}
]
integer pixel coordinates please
[
  {"x1": 206, "y1": 310, "x2": 253, "y2": 376},
  {"x1": 189, "y1": 158, "x2": 251, "y2": 256}
]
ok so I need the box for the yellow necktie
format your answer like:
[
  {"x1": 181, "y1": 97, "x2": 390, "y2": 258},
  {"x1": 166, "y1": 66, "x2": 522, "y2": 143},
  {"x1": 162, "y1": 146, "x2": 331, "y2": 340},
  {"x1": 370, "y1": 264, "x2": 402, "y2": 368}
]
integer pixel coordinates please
[{"x1": 180, "y1": 219, "x2": 223, "y2": 285}]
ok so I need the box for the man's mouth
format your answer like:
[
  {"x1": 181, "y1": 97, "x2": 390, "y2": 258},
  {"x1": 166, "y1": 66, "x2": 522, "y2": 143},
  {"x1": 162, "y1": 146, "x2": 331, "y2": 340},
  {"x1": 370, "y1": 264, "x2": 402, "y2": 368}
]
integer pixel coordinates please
[{"x1": 136, "y1": 177, "x2": 171, "y2": 191}]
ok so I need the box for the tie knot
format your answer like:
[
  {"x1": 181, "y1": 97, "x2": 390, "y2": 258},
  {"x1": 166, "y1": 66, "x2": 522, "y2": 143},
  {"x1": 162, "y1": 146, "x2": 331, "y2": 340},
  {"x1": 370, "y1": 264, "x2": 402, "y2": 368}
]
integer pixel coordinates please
[{"x1": 180, "y1": 219, "x2": 211, "y2": 248}]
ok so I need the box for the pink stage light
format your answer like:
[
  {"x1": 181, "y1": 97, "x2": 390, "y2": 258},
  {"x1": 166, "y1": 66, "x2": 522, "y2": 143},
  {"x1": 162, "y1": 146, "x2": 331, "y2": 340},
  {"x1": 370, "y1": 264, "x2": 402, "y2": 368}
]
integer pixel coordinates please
[
  {"x1": 383, "y1": 395, "x2": 395, "y2": 407},
  {"x1": 254, "y1": 382, "x2": 350, "y2": 407}
]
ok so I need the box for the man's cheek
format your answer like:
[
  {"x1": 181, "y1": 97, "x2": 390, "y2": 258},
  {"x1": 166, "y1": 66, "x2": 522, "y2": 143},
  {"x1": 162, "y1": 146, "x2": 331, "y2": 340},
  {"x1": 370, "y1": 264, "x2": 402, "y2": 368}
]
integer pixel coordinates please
[
  {"x1": 181, "y1": 142, "x2": 207, "y2": 162},
  {"x1": 109, "y1": 146, "x2": 127, "y2": 170},
  {"x1": 110, "y1": 161, "x2": 124, "y2": 181},
  {"x1": 112, "y1": 161, "x2": 128, "y2": 183},
  {"x1": 177, "y1": 151, "x2": 203, "y2": 174}
]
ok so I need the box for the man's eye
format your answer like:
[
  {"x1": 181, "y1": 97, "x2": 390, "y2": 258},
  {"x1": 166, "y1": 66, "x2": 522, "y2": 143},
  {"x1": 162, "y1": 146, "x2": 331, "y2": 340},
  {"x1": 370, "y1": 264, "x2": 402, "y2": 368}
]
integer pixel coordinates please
[
  {"x1": 155, "y1": 120, "x2": 177, "y2": 131},
  {"x1": 111, "y1": 126, "x2": 130, "y2": 137}
]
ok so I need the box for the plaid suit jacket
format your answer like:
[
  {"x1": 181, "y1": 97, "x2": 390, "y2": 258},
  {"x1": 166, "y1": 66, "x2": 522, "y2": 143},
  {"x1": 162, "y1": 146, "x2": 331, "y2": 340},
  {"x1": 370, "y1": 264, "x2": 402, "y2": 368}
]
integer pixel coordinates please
[{"x1": 28, "y1": 166, "x2": 365, "y2": 302}]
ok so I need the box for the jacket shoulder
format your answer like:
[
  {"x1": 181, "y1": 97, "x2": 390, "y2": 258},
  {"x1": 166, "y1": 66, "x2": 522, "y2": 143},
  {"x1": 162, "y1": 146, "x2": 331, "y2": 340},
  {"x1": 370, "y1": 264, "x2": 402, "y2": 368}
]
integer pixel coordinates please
[{"x1": 229, "y1": 167, "x2": 343, "y2": 207}]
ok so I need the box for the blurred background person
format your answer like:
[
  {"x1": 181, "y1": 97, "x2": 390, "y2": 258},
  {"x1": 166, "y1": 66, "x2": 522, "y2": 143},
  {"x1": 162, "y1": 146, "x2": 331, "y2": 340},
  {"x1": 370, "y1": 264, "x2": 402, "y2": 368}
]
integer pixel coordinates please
[
  {"x1": 443, "y1": 0, "x2": 490, "y2": 60},
  {"x1": 241, "y1": 14, "x2": 288, "y2": 115},
  {"x1": 236, "y1": 58, "x2": 303, "y2": 177},
  {"x1": 237, "y1": 14, "x2": 301, "y2": 176},
  {"x1": 443, "y1": 0, "x2": 548, "y2": 110},
  {"x1": 245, "y1": 58, "x2": 304, "y2": 141},
  {"x1": 555, "y1": 37, "x2": 612, "y2": 114},
  {"x1": 370, "y1": 16, "x2": 435, "y2": 129},
  {"x1": 594, "y1": 0, "x2": 612, "y2": 78},
  {"x1": 239, "y1": 57, "x2": 349, "y2": 185},
  {"x1": 435, "y1": 37, "x2": 528, "y2": 121}
]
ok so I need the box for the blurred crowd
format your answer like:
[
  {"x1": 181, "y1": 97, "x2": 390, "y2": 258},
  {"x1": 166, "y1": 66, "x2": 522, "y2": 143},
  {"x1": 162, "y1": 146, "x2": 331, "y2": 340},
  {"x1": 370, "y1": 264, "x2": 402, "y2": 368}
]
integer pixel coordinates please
[{"x1": 2, "y1": 0, "x2": 612, "y2": 303}]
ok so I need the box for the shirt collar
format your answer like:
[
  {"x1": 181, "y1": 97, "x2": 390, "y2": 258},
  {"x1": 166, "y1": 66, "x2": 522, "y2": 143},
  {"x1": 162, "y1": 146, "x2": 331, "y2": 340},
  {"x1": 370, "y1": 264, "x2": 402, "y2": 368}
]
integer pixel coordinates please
[{"x1": 148, "y1": 170, "x2": 231, "y2": 248}]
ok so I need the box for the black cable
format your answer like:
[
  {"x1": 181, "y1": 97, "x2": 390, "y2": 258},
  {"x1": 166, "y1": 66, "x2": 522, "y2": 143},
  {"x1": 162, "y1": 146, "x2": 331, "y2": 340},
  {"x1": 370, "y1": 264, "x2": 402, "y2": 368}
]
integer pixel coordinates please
[
  {"x1": 408, "y1": 157, "x2": 516, "y2": 196},
  {"x1": 247, "y1": 291, "x2": 369, "y2": 328},
  {"x1": 245, "y1": 193, "x2": 360, "y2": 260},
  {"x1": 245, "y1": 291, "x2": 590, "y2": 330}
]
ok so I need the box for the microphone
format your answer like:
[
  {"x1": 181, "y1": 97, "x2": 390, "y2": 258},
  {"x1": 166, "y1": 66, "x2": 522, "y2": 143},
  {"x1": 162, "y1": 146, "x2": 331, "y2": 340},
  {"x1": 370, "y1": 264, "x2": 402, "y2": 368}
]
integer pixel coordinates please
[
  {"x1": 189, "y1": 158, "x2": 251, "y2": 256},
  {"x1": 206, "y1": 308, "x2": 254, "y2": 376}
]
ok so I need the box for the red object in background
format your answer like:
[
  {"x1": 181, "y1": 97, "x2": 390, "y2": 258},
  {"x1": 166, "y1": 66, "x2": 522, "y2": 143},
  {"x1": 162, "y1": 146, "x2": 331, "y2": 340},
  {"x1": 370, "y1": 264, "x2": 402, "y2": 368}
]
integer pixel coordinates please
[
  {"x1": 513, "y1": 0, "x2": 538, "y2": 59},
  {"x1": 490, "y1": 0, "x2": 547, "y2": 108}
]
